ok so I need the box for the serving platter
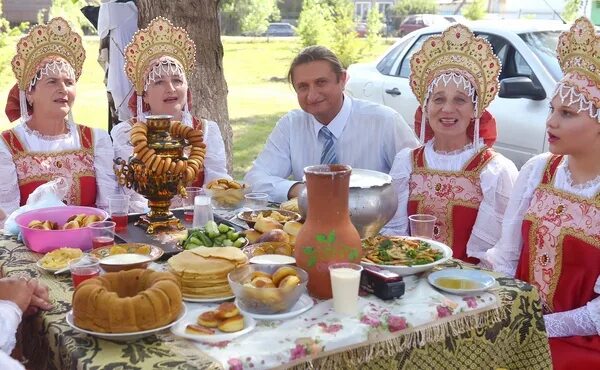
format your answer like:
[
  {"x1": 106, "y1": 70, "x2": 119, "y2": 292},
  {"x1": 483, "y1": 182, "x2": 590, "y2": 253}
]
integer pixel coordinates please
[
  {"x1": 66, "y1": 305, "x2": 187, "y2": 342},
  {"x1": 171, "y1": 308, "x2": 256, "y2": 343},
  {"x1": 428, "y1": 268, "x2": 497, "y2": 295}
]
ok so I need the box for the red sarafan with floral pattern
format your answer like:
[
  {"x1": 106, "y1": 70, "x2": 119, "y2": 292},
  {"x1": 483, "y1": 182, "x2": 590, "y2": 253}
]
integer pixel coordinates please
[
  {"x1": 516, "y1": 155, "x2": 600, "y2": 368},
  {"x1": 407, "y1": 146, "x2": 496, "y2": 264},
  {"x1": 0, "y1": 124, "x2": 96, "y2": 206}
]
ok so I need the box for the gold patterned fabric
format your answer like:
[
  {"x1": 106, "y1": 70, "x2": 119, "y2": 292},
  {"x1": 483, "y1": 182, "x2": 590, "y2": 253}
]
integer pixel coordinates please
[
  {"x1": 0, "y1": 236, "x2": 551, "y2": 369},
  {"x1": 556, "y1": 17, "x2": 600, "y2": 114},
  {"x1": 11, "y1": 17, "x2": 85, "y2": 90},
  {"x1": 409, "y1": 23, "x2": 501, "y2": 118},
  {"x1": 124, "y1": 17, "x2": 196, "y2": 95}
]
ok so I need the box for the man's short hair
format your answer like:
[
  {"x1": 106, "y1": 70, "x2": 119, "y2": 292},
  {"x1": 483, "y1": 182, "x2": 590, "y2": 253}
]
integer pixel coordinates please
[{"x1": 287, "y1": 45, "x2": 345, "y2": 85}]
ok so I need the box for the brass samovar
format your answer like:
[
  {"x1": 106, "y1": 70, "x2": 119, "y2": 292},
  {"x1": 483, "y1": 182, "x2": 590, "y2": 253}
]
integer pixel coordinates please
[{"x1": 114, "y1": 115, "x2": 205, "y2": 234}]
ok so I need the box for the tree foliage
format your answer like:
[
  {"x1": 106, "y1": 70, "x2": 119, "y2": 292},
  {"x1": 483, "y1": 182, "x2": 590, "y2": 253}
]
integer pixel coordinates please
[
  {"x1": 562, "y1": 0, "x2": 582, "y2": 22},
  {"x1": 221, "y1": 0, "x2": 280, "y2": 36},
  {"x1": 462, "y1": 0, "x2": 487, "y2": 21},
  {"x1": 297, "y1": 0, "x2": 332, "y2": 47},
  {"x1": 365, "y1": 7, "x2": 384, "y2": 51},
  {"x1": 393, "y1": 0, "x2": 437, "y2": 16},
  {"x1": 328, "y1": 0, "x2": 360, "y2": 68},
  {"x1": 42, "y1": 0, "x2": 98, "y2": 34}
]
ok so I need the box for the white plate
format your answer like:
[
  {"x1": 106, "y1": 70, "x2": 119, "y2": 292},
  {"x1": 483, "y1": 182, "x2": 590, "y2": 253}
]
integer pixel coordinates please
[
  {"x1": 236, "y1": 294, "x2": 314, "y2": 320},
  {"x1": 361, "y1": 236, "x2": 453, "y2": 276},
  {"x1": 65, "y1": 305, "x2": 187, "y2": 342},
  {"x1": 428, "y1": 268, "x2": 497, "y2": 295},
  {"x1": 249, "y1": 254, "x2": 296, "y2": 265},
  {"x1": 183, "y1": 294, "x2": 235, "y2": 303},
  {"x1": 171, "y1": 308, "x2": 256, "y2": 343}
]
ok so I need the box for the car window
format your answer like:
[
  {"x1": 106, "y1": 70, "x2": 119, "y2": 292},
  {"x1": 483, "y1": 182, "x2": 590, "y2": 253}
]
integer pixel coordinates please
[
  {"x1": 397, "y1": 34, "x2": 430, "y2": 78},
  {"x1": 377, "y1": 35, "x2": 415, "y2": 75},
  {"x1": 519, "y1": 31, "x2": 562, "y2": 81},
  {"x1": 514, "y1": 52, "x2": 533, "y2": 76}
]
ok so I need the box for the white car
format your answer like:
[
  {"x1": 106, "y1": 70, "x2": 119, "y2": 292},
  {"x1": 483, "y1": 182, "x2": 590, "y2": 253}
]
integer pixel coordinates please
[{"x1": 346, "y1": 20, "x2": 570, "y2": 168}]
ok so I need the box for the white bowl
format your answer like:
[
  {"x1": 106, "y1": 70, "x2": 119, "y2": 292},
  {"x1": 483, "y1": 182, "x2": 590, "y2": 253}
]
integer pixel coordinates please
[
  {"x1": 428, "y1": 268, "x2": 497, "y2": 295},
  {"x1": 249, "y1": 254, "x2": 296, "y2": 265}
]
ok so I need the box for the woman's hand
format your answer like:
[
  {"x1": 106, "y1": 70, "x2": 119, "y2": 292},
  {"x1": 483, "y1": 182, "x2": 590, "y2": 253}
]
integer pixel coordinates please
[{"x1": 0, "y1": 278, "x2": 34, "y2": 312}]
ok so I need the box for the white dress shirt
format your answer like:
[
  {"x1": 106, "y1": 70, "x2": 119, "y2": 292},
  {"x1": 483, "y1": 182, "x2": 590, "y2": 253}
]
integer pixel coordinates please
[
  {"x1": 0, "y1": 122, "x2": 117, "y2": 215},
  {"x1": 111, "y1": 118, "x2": 230, "y2": 213},
  {"x1": 244, "y1": 95, "x2": 419, "y2": 202},
  {"x1": 0, "y1": 300, "x2": 25, "y2": 370},
  {"x1": 485, "y1": 153, "x2": 600, "y2": 337},
  {"x1": 382, "y1": 139, "x2": 518, "y2": 261}
]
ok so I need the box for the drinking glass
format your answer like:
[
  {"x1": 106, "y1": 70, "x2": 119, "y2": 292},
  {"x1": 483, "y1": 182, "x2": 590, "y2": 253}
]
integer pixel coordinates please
[
  {"x1": 69, "y1": 255, "x2": 100, "y2": 288},
  {"x1": 244, "y1": 192, "x2": 269, "y2": 210},
  {"x1": 329, "y1": 263, "x2": 363, "y2": 315},
  {"x1": 89, "y1": 221, "x2": 116, "y2": 249},
  {"x1": 409, "y1": 214, "x2": 437, "y2": 239},
  {"x1": 108, "y1": 194, "x2": 129, "y2": 231},
  {"x1": 193, "y1": 194, "x2": 214, "y2": 229},
  {"x1": 183, "y1": 187, "x2": 203, "y2": 223}
]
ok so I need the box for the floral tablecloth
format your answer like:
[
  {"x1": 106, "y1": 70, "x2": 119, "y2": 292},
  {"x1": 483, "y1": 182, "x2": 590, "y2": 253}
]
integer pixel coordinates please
[{"x1": 0, "y1": 235, "x2": 552, "y2": 369}]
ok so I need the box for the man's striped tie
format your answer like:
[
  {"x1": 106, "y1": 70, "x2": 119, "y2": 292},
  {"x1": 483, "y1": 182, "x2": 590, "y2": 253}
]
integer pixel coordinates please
[{"x1": 319, "y1": 126, "x2": 337, "y2": 164}]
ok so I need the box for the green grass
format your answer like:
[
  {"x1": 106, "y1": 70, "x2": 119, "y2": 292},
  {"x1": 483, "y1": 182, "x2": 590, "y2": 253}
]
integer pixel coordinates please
[{"x1": 0, "y1": 35, "x2": 393, "y2": 179}]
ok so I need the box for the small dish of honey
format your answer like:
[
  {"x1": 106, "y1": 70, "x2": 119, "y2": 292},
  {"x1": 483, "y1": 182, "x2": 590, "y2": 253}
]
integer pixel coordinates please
[{"x1": 428, "y1": 268, "x2": 496, "y2": 294}]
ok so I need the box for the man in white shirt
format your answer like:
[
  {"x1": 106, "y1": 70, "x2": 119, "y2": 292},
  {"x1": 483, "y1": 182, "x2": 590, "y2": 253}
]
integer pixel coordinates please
[
  {"x1": 0, "y1": 278, "x2": 52, "y2": 370},
  {"x1": 244, "y1": 46, "x2": 419, "y2": 202}
]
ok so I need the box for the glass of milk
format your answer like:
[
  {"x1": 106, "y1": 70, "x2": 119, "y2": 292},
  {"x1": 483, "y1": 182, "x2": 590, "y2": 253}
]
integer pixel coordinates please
[{"x1": 329, "y1": 263, "x2": 363, "y2": 315}]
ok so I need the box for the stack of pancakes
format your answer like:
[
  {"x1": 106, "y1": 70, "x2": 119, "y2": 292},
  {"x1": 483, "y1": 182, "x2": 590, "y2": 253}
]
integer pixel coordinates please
[{"x1": 167, "y1": 247, "x2": 248, "y2": 299}]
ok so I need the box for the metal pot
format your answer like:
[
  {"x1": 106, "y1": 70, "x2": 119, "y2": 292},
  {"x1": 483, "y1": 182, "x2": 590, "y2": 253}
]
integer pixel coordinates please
[{"x1": 299, "y1": 168, "x2": 398, "y2": 238}]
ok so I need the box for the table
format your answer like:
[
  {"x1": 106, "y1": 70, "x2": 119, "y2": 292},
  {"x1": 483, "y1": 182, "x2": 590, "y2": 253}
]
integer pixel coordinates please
[{"x1": 0, "y1": 234, "x2": 552, "y2": 370}]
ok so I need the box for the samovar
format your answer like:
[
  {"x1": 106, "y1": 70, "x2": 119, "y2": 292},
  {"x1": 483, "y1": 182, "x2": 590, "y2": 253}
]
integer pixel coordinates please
[{"x1": 114, "y1": 115, "x2": 205, "y2": 234}]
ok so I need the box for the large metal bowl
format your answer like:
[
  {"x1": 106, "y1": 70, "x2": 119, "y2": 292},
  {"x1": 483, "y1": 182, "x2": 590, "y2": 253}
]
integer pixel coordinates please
[{"x1": 298, "y1": 168, "x2": 398, "y2": 238}]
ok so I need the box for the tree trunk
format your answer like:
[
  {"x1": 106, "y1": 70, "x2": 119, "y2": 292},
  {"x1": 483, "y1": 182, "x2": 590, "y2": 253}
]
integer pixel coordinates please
[{"x1": 136, "y1": 0, "x2": 232, "y2": 174}]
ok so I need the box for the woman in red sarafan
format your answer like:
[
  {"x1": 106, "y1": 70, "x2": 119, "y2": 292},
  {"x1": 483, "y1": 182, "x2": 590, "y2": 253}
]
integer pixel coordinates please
[
  {"x1": 486, "y1": 17, "x2": 600, "y2": 369},
  {"x1": 383, "y1": 23, "x2": 518, "y2": 264},
  {"x1": 0, "y1": 17, "x2": 116, "y2": 216},
  {"x1": 110, "y1": 17, "x2": 230, "y2": 213}
]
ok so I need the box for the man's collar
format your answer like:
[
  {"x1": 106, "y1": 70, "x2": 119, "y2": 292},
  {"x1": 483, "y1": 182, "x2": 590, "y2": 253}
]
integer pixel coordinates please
[{"x1": 311, "y1": 94, "x2": 352, "y2": 139}]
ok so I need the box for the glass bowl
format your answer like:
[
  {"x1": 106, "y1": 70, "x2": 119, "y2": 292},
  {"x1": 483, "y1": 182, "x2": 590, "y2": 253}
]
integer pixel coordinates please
[
  {"x1": 228, "y1": 264, "x2": 307, "y2": 314},
  {"x1": 204, "y1": 184, "x2": 249, "y2": 210}
]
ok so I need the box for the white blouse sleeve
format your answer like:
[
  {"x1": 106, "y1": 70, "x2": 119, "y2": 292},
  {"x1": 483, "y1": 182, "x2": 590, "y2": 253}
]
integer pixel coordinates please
[
  {"x1": 0, "y1": 300, "x2": 22, "y2": 355},
  {"x1": 466, "y1": 154, "x2": 518, "y2": 260},
  {"x1": 484, "y1": 154, "x2": 550, "y2": 276},
  {"x1": 92, "y1": 128, "x2": 118, "y2": 211},
  {"x1": 0, "y1": 142, "x2": 20, "y2": 217},
  {"x1": 110, "y1": 122, "x2": 148, "y2": 213},
  {"x1": 202, "y1": 120, "x2": 231, "y2": 183},
  {"x1": 381, "y1": 148, "x2": 413, "y2": 236}
]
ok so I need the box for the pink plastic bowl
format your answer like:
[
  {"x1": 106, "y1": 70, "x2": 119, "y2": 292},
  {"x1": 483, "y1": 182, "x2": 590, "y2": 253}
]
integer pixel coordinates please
[{"x1": 15, "y1": 206, "x2": 109, "y2": 253}]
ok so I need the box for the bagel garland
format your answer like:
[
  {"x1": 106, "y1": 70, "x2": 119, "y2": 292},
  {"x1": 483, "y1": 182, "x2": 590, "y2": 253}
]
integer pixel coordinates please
[{"x1": 130, "y1": 121, "x2": 207, "y2": 181}]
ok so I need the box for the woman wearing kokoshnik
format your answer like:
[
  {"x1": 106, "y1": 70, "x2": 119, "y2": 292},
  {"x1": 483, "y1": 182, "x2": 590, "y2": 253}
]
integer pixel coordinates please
[
  {"x1": 0, "y1": 17, "x2": 117, "y2": 216},
  {"x1": 383, "y1": 23, "x2": 518, "y2": 264},
  {"x1": 486, "y1": 17, "x2": 600, "y2": 368},
  {"x1": 111, "y1": 17, "x2": 230, "y2": 213}
]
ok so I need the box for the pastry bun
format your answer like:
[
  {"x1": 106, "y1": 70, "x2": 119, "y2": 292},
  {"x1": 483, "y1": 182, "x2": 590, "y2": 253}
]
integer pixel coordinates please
[
  {"x1": 215, "y1": 302, "x2": 240, "y2": 319},
  {"x1": 218, "y1": 315, "x2": 244, "y2": 333},
  {"x1": 283, "y1": 221, "x2": 302, "y2": 237},
  {"x1": 271, "y1": 266, "x2": 298, "y2": 286},
  {"x1": 197, "y1": 311, "x2": 219, "y2": 328}
]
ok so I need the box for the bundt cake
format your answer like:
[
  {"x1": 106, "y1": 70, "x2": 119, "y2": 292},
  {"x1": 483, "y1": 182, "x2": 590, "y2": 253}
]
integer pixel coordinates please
[{"x1": 72, "y1": 269, "x2": 182, "y2": 333}]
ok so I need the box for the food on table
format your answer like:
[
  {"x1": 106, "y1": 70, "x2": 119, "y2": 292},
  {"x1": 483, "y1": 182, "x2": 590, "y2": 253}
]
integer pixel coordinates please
[
  {"x1": 182, "y1": 221, "x2": 247, "y2": 249},
  {"x1": 27, "y1": 213, "x2": 103, "y2": 231},
  {"x1": 434, "y1": 277, "x2": 482, "y2": 290},
  {"x1": 245, "y1": 242, "x2": 294, "y2": 257},
  {"x1": 186, "y1": 303, "x2": 245, "y2": 335},
  {"x1": 250, "y1": 211, "x2": 297, "y2": 224},
  {"x1": 362, "y1": 235, "x2": 444, "y2": 266},
  {"x1": 185, "y1": 324, "x2": 215, "y2": 335},
  {"x1": 237, "y1": 266, "x2": 303, "y2": 312},
  {"x1": 205, "y1": 178, "x2": 247, "y2": 207},
  {"x1": 38, "y1": 247, "x2": 83, "y2": 269},
  {"x1": 244, "y1": 229, "x2": 262, "y2": 244},
  {"x1": 271, "y1": 266, "x2": 297, "y2": 286},
  {"x1": 72, "y1": 269, "x2": 182, "y2": 333},
  {"x1": 254, "y1": 214, "x2": 284, "y2": 233},
  {"x1": 282, "y1": 221, "x2": 302, "y2": 237},
  {"x1": 100, "y1": 253, "x2": 151, "y2": 265},
  {"x1": 280, "y1": 197, "x2": 299, "y2": 213},
  {"x1": 167, "y1": 247, "x2": 248, "y2": 299},
  {"x1": 257, "y1": 229, "x2": 289, "y2": 244},
  {"x1": 109, "y1": 245, "x2": 128, "y2": 255}
]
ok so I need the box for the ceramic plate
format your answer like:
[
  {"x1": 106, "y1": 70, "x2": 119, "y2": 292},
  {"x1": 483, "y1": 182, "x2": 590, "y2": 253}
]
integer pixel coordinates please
[
  {"x1": 249, "y1": 254, "x2": 296, "y2": 265},
  {"x1": 428, "y1": 268, "x2": 497, "y2": 295},
  {"x1": 236, "y1": 294, "x2": 314, "y2": 320},
  {"x1": 66, "y1": 305, "x2": 187, "y2": 342},
  {"x1": 182, "y1": 295, "x2": 236, "y2": 303},
  {"x1": 171, "y1": 308, "x2": 256, "y2": 343},
  {"x1": 361, "y1": 236, "x2": 453, "y2": 276}
]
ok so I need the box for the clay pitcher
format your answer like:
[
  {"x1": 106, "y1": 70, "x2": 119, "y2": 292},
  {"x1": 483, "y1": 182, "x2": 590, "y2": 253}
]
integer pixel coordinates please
[{"x1": 294, "y1": 164, "x2": 362, "y2": 299}]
